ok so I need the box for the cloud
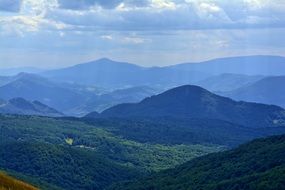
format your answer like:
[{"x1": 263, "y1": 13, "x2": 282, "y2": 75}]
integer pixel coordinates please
[
  {"x1": 0, "y1": 0, "x2": 22, "y2": 12},
  {"x1": 1, "y1": 0, "x2": 285, "y2": 35},
  {"x1": 57, "y1": 0, "x2": 149, "y2": 10},
  {"x1": 150, "y1": 0, "x2": 177, "y2": 9},
  {"x1": 122, "y1": 36, "x2": 150, "y2": 44},
  {"x1": 44, "y1": 0, "x2": 285, "y2": 32}
]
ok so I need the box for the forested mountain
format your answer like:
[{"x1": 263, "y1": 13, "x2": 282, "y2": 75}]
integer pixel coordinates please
[
  {"x1": 109, "y1": 135, "x2": 285, "y2": 190},
  {"x1": 99, "y1": 85, "x2": 285, "y2": 128}
]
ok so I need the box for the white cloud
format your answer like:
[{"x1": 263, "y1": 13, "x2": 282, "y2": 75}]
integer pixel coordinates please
[
  {"x1": 101, "y1": 35, "x2": 113, "y2": 40},
  {"x1": 122, "y1": 36, "x2": 149, "y2": 44},
  {"x1": 150, "y1": 0, "x2": 177, "y2": 10}
]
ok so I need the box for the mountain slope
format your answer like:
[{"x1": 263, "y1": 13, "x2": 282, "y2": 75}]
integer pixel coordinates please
[
  {"x1": 225, "y1": 76, "x2": 285, "y2": 108},
  {"x1": 100, "y1": 85, "x2": 285, "y2": 128},
  {"x1": 0, "y1": 98, "x2": 63, "y2": 117},
  {"x1": 109, "y1": 135, "x2": 285, "y2": 190},
  {"x1": 0, "y1": 172, "x2": 38, "y2": 190}
]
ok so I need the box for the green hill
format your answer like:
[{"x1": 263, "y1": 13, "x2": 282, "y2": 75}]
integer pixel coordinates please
[
  {"x1": 99, "y1": 85, "x2": 285, "y2": 128},
  {"x1": 0, "y1": 142, "x2": 137, "y2": 190},
  {"x1": 109, "y1": 135, "x2": 285, "y2": 190}
]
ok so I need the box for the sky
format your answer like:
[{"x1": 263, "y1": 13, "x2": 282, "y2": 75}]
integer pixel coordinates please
[{"x1": 0, "y1": 0, "x2": 285, "y2": 69}]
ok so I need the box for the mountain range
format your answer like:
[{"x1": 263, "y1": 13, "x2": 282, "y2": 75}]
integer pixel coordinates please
[
  {"x1": 41, "y1": 55, "x2": 285, "y2": 89},
  {"x1": 42, "y1": 58, "x2": 209, "y2": 88},
  {"x1": 1, "y1": 55, "x2": 285, "y2": 116}
]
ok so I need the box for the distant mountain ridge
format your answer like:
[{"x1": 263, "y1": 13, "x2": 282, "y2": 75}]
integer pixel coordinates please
[
  {"x1": 0, "y1": 97, "x2": 63, "y2": 117},
  {"x1": 96, "y1": 85, "x2": 285, "y2": 128},
  {"x1": 0, "y1": 73, "x2": 90, "y2": 113},
  {"x1": 171, "y1": 55, "x2": 285, "y2": 75},
  {"x1": 0, "y1": 73, "x2": 161, "y2": 116},
  {"x1": 42, "y1": 55, "x2": 285, "y2": 88},
  {"x1": 42, "y1": 58, "x2": 211, "y2": 88},
  {"x1": 1, "y1": 55, "x2": 285, "y2": 116},
  {"x1": 224, "y1": 76, "x2": 285, "y2": 108}
]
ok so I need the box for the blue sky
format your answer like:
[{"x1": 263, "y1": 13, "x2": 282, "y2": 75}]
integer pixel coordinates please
[{"x1": 0, "y1": 0, "x2": 285, "y2": 68}]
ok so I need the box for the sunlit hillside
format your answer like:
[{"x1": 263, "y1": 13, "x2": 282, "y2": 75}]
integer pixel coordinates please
[{"x1": 0, "y1": 172, "x2": 38, "y2": 190}]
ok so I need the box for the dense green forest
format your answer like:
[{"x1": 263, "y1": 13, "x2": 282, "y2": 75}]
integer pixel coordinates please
[
  {"x1": 1, "y1": 112, "x2": 285, "y2": 189},
  {"x1": 109, "y1": 135, "x2": 285, "y2": 190},
  {"x1": 0, "y1": 114, "x2": 220, "y2": 189},
  {"x1": 83, "y1": 117, "x2": 285, "y2": 147}
]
